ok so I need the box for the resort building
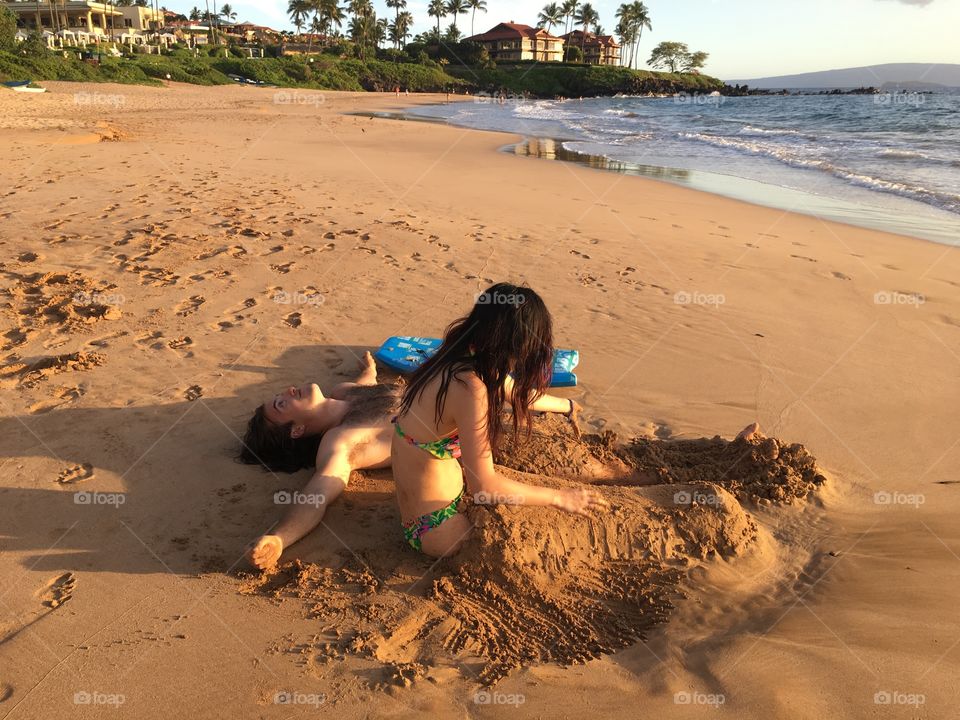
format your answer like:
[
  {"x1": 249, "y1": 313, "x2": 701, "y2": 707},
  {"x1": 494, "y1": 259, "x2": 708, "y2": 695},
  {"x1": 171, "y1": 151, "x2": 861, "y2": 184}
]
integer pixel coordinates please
[
  {"x1": 0, "y1": 0, "x2": 162, "y2": 37},
  {"x1": 561, "y1": 30, "x2": 622, "y2": 65},
  {"x1": 223, "y1": 21, "x2": 282, "y2": 44},
  {"x1": 466, "y1": 22, "x2": 564, "y2": 63}
]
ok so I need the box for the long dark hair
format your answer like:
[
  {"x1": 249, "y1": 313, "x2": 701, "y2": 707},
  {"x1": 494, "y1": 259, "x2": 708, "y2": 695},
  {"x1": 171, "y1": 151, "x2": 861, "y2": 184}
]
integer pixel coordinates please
[
  {"x1": 398, "y1": 282, "x2": 553, "y2": 449},
  {"x1": 238, "y1": 405, "x2": 323, "y2": 473}
]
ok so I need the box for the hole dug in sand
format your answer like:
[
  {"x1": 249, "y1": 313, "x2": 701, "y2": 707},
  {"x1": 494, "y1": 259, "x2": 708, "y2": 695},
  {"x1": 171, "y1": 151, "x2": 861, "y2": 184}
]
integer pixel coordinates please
[{"x1": 241, "y1": 416, "x2": 827, "y2": 691}]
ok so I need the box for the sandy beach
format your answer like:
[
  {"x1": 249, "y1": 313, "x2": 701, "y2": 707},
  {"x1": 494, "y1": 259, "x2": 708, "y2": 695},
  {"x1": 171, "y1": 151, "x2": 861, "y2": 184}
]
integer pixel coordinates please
[{"x1": 1, "y1": 82, "x2": 958, "y2": 719}]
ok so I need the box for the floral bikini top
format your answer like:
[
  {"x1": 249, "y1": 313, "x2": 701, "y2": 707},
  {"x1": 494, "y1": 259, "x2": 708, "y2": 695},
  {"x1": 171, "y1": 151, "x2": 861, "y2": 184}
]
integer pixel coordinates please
[{"x1": 391, "y1": 417, "x2": 462, "y2": 460}]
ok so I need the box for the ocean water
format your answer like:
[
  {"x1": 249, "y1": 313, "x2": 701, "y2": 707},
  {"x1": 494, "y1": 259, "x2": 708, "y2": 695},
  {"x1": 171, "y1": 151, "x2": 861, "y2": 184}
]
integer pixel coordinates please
[{"x1": 409, "y1": 93, "x2": 960, "y2": 245}]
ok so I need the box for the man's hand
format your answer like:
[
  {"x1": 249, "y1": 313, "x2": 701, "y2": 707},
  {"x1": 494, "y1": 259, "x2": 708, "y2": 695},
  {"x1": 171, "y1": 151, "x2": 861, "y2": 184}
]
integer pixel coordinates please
[{"x1": 247, "y1": 534, "x2": 283, "y2": 570}]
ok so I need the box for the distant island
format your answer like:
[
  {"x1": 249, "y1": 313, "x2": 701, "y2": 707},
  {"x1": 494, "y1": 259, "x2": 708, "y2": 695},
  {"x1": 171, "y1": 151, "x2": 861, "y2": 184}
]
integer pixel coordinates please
[{"x1": 727, "y1": 63, "x2": 960, "y2": 90}]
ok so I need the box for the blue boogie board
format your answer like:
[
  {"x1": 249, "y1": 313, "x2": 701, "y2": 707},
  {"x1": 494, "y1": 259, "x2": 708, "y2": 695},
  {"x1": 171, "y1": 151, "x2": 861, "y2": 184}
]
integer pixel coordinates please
[{"x1": 375, "y1": 336, "x2": 579, "y2": 388}]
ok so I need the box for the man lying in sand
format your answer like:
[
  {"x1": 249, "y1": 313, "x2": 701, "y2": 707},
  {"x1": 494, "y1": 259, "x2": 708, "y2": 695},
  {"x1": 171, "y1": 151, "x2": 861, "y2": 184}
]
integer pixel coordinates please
[{"x1": 239, "y1": 350, "x2": 582, "y2": 570}]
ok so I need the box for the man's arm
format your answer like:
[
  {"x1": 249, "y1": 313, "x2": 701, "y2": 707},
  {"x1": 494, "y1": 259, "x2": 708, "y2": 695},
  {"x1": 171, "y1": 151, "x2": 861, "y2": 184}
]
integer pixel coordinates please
[
  {"x1": 330, "y1": 351, "x2": 378, "y2": 400},
  {"x1": 247, "y1": 439, "x2": 352, "y2": 570},
  {"x1": 502, "y1": 374, "x2": 580, "y2": 437}
]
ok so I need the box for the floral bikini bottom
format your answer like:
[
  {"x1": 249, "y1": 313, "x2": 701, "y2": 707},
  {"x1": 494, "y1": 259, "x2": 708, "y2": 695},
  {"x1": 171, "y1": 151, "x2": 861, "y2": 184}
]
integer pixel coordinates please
[{"x1": 401, "y1": 486, "x2": 465, "y2": 552}]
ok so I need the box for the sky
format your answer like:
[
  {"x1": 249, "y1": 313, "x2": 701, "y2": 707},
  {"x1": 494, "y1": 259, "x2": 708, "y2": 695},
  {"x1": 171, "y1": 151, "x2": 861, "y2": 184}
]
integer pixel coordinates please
[{"x1": 175, "y1": 0, "x2": 960, "y2": 80}]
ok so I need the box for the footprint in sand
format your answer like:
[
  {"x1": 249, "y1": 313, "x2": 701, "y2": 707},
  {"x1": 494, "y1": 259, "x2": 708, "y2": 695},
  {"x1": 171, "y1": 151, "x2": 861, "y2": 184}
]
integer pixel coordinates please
[
  {"x1": 790, "y1": 254, "x2": 817, "y2": 263},
  {"x1": 40, "y1": 573, "x2": 76, "y2": 609},
  {"x1": 284, "y1": 312, "x2": 303, "y2": 328},
  {"x1": 322, "y1": 348, "x2": 343, "y2": 370},
  {"x1": 18, "y1": 252, "x2": 41, "y2": 263},
  {"x1": 570, "y1": 250, "x2": 592, "y2": 259},
  {"x1": 270, "y1": 262, "x2": 295, "y2": 274},
  {"x1": 831, "y1": 271, "x2": 851, "y2": 280},
  {"x1": 175, "y1": 295, "x2": 205, "y2": 316},
  {"x1": 168, "y1": 336, "x2": 193, "y2": 350},
  {"x1": 30, "y1": 386, "x2": 84, "y2": 414},
  {"x1": 57, "y1": 463, "x2": 94, "y2": 485},
  {"x1": 184, "y1": 385, "x2": 203, "y2": 401},
  {"x1": 0, "y1": 684, "x2": 12, "y2": 703}
]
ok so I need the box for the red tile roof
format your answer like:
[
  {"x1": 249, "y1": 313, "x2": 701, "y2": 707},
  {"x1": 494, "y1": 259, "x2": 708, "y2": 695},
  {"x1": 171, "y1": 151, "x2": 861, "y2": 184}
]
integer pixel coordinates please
[{"x1": 468, "y1": 22, "x2": 562, "y2": 43}]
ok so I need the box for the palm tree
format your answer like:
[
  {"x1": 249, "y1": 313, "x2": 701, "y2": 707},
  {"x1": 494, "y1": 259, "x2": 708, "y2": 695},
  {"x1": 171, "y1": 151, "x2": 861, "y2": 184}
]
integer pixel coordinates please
[
  {"x1": 322, "y1": 0, "x2": 344, "y2": 37},
  {"x1": 220, "y1": 3, "x2": 236, "y2": 23},
  {"x1": 538, "y1": 2, "x2": 562, "y2": 33},
  {"x1": 616, "y1": 2, "x2": 651, "y2": 68},
  {"x1": 630, "y1": 2, "x2": 651, "y2": 69},
  {"x1": 445, "y1": 0, "x2": 467, "y2": 35},
  {"x1": 347, "y1": 0, "x2": 376, "y2": 58},
  {"x1": 574, "y1": 2, "x2": 598, "y2": 57},
  {"x1": 385, "y1": 0, "x2": 405, "y2": 48},
  {"x1": 427, "y1": 0, "x2": 445, "y2": 38},
  {"x1": 189, "y1": 6, "x2": 201, "y2": 20},
  {"x1": 388, "y1": 9, "x2": 412, "y2": 49},
  {"x1": 287, "y1": 0, "x2": 310, "y2": 36},
  {"x1": 560, "y1": 0, "x2": 578, "y2": 35},
  {"x1": 466, "y1": 0, "x2": 486, "y2": 37}
]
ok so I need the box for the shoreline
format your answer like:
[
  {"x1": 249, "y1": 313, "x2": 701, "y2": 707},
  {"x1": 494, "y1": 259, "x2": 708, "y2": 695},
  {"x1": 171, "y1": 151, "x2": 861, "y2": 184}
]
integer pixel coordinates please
[
  {"x1": 1, "y1": 83, "x2": 958, "y2": 719},
  {"x1": 369, "y1": 103, "x2": 960, "y2": 248}
]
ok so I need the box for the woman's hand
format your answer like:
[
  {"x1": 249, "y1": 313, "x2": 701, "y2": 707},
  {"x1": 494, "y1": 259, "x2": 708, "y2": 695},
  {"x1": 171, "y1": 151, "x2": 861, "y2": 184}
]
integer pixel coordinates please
[
  {"x1": 552, "y1": 487, "x2": 609, "y2": 516},
  {"x1": 247, "y1": 534, "x2": 283, "y2": 570}
]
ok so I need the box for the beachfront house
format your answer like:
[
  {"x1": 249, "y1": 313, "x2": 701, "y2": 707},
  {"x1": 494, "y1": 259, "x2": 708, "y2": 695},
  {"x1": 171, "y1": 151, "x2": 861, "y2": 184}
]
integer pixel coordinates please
[
  {"x1": 466, "y1": 22, "x2": 564, "y2": 63},
  {"x1": 561, "y1": 30, "x2": 621, "y2": 65},
  {"x1": 1, "y1": 0, "x2": 162, "y2": 38}
]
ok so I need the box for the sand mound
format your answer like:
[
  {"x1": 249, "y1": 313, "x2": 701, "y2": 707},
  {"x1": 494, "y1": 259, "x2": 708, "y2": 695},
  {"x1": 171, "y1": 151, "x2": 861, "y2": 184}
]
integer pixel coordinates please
[
  {"x1": 430, "y1": 477, "x2": 757, "y2": 683},
  {"x1": 240, "y1": 417, "x2": 823, "y2": 690},
  {"x1": 496, "y1": 413, "x2": 827, "y2": 505}
]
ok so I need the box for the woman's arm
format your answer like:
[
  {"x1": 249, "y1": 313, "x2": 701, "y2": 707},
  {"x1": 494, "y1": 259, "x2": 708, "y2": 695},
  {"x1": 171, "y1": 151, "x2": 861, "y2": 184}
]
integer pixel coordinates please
[{"x1": 453, "y1": 375, "x2": 606, "y2": 514}]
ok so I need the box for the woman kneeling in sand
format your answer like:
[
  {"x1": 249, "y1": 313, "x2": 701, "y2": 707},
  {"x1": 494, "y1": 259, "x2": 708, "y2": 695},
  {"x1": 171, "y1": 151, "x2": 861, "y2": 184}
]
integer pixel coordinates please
[
  {"x1": 240, "y1": 321, "x2": 585, "y2": 566},
  {"x1": 391, "y1": 283, "x2": 607, "y2": 557}
]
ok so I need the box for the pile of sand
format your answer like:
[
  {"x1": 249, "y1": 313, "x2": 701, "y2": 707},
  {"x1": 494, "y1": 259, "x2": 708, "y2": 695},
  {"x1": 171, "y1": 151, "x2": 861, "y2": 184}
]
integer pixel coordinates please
[
  {"x1": 496, "y1": 413, "x2": 827, "y2": 505},
  {"x1": 241, "y1": 418, "x2": 825, "y2": 688}
]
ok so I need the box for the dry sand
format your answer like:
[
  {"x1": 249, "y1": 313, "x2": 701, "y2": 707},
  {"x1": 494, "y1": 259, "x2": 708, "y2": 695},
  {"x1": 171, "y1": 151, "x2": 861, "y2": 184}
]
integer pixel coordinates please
[{"x1": 1, "y1": 82, "x2": 958, "y2": 719}]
